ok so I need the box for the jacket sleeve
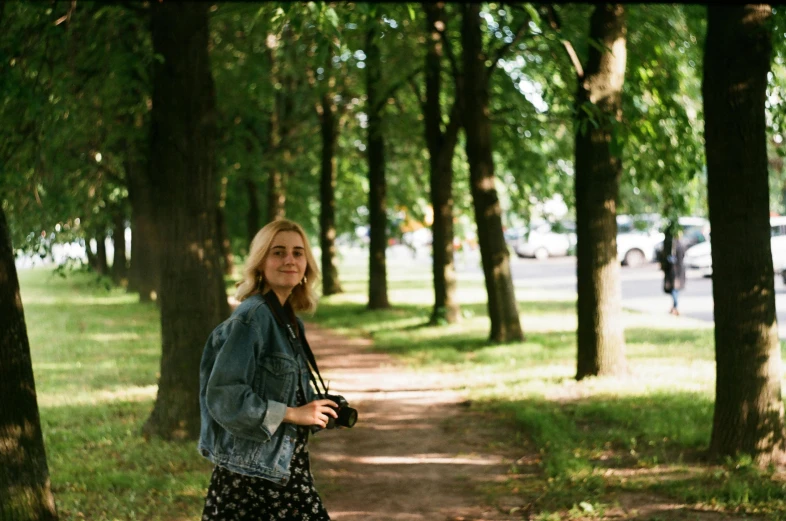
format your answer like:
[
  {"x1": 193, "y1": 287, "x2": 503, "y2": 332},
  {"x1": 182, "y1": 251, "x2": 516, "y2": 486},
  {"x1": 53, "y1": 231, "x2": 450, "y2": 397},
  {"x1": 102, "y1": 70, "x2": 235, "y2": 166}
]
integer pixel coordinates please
[{"x1": 204, "y1": 319, "x2": 287, "y2": 442}]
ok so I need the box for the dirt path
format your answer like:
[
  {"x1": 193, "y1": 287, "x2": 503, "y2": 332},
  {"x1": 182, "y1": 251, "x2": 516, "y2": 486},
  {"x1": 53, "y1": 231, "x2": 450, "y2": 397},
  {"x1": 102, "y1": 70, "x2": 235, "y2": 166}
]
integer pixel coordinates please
[
  {"x1": 304, "y1": 323, "x2": 762, "y2": 521},
  {"x1": 304, "y1": 323, "x2": 526, "y2": 521}
]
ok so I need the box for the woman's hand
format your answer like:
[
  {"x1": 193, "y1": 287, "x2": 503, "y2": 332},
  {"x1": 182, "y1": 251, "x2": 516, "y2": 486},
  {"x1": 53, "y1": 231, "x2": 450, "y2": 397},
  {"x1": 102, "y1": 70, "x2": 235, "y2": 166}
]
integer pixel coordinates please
[{"x1": 284, "y1": 399, "x2": 338, "y2": 428}]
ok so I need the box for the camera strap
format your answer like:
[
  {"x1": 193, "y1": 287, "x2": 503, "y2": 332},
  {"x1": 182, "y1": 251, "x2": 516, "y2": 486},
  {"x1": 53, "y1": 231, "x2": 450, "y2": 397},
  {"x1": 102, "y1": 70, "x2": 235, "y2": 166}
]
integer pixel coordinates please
[{"x1": 262, "y1": 291, "x2": 329, "y2": 398}]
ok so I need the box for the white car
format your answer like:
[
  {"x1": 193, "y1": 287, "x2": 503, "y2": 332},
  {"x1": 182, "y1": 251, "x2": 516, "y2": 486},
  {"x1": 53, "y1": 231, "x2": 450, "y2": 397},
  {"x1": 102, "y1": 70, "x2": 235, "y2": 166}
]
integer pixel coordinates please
[
  {"x1": 514, "y1": 220, "x2": 576, "y2": 260},
  {"x1": 616, "y1": 214, "x2": 664, "y2": 267},
  {"x1": 684, "y1": 215, "x2": 786, "y2": 278}
]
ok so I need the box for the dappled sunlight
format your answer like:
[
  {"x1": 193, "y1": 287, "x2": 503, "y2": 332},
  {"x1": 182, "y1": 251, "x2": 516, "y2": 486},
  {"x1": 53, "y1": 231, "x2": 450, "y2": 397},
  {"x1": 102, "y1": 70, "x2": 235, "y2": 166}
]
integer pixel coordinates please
[
  {"x1": 521, "y1": 313, "x2": 576, "y2": 333},
  {"x1": 317, "y1": 453, "x2": 506, "y2": 466},
  {"x1": 22, "y1": 293, "x2": 140, "y2": 306},
  {"x1": 38, "y1": 385, "x2": 157, "y2": 407},
  {"x1": 87, "y1": 332, "x2": 142, "y2": 342}
]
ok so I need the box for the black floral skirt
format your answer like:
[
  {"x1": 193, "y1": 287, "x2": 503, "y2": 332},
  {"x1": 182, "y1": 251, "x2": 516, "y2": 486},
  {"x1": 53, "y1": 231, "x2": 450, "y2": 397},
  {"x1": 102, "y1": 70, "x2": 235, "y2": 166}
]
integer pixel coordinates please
[{"x1": 201, "y1": 427, "x2": 330, "y2": 521}]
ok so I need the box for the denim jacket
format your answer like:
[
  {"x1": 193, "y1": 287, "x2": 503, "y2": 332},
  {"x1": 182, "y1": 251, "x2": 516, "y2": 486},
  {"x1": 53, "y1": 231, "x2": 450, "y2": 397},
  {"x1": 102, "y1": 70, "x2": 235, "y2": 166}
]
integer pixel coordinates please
[{"x1": 197, "y1": 293, "x2": 317, "y2": 485}]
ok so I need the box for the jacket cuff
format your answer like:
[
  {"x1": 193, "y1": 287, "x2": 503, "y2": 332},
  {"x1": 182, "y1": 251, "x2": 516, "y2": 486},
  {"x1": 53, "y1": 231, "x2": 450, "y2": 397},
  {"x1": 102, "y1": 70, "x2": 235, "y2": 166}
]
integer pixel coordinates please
[{"x1": 262, "y1": 400, "x2": 287, "y2": 436}]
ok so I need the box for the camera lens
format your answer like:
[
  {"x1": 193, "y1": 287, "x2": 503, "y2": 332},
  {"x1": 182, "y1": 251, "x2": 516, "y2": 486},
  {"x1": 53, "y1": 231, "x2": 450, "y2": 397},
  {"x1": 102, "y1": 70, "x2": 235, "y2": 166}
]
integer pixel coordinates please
[{"x1": 339, "y1": 407, "x2": 358, "y2": 428}]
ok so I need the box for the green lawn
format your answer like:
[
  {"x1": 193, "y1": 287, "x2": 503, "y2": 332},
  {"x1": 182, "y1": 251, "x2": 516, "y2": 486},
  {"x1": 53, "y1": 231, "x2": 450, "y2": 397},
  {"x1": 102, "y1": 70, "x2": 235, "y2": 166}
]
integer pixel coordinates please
[{"x1": 17, "y1": 257, "x2": 786, "y2": 520}]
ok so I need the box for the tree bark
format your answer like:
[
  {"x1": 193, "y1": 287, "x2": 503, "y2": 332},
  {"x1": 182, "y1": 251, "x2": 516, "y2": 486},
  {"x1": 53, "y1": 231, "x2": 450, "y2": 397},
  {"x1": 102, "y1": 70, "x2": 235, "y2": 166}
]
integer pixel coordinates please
[
  {"x1": 216, "y1": 176, "x2": 233, "y2": 276},
  {"x1": 85, "y1": 238, "x2": 97, "y2": 271},
  {"x1": 143, "y1": 2, "x2": 228, "y2": 440},
  {"x1": 95, "y1": 231, "x2": 108, "y2": 276},
  {"x1": 111, "y1": 207, "x2": 128, "y2": 285},
  {"x1": 0, "y1": 207, "x2": 59, "y2": 521},
  {"x1": 266, "y1": 124, "x2": 286, "y2": 222},
  {"x1": 366, "y1": 24, "x2": 390, "y2": 309},
  {"x1": 461, "y1": 4, "x2": 523, "y2": 342},
  {"x1": 265, "y1": 40, "x2": 286, "y2": 223},
  {"x1": 245, "y1": 177, "x2": 260, "y2": 246},
  {"x1": 319, "y1": 91, "x2": 343, "y2": 296},
  {"x1": 705, "y1": 4, "x2": 786, "y2": 466},
  {"x1": 126, "y1": 152, "x2": 160, "y2": 303},
  {"x1": 425, "y1": 2, "x2": 461, "y2": 325},
  {"x1": 574, "y1": 4, "x2": 628, "y2": 379}
]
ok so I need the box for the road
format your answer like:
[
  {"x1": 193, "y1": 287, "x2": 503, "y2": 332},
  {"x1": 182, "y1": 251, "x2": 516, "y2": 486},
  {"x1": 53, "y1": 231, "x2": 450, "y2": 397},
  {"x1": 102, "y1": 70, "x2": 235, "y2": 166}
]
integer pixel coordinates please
[{"x1": 391, "y1": 245, "x2": 786, "y2": 339}]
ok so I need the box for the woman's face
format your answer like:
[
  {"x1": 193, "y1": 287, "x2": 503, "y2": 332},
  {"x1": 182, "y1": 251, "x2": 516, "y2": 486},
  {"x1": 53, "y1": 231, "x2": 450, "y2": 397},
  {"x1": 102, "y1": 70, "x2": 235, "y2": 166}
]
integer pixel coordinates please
[{"x1": 263, "y1": 231, "x2": 308, "y2": 298}]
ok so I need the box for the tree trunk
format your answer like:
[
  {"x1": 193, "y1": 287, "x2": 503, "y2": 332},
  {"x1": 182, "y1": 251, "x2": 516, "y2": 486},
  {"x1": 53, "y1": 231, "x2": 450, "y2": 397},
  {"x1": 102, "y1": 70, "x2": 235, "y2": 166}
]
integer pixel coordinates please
[
  {"x1": 111, "y1": 207, "x2": 128, "y2": 286},
  {"x1": 0, "y1": 207, "x2": 59, "y2": 521},
  {"x1": 425, "y1": 2, "x2": 461, "y2": 325},
  {"x1": 95, "y1": 232, "x2": 108, "y2": 276},
  {"x1": 126, "y1": 152, "x2": 160, "y2": 303},
  {"x1": 264, "y1": 39, "x2": 286, "y2": 223},
  {"x1": 461, "y1": 4, "x2": 523, "y2": 342},
  {"x1": 85, "y1": 238, "x2": 97, "y2": 270},
  {"x1": 319, "y1": 91, "x2": 343, "y2": 296},
  {"x1": 245, "y1": 177, "x2": 260, "y2": 246},
  {"x1": 143, "y1": 2, "x2": 227, "y2": 440},
  {"x1": 266, "y1": 169, "x2": 286, "y2": 222},
  {"x1": 216, "y1": 176, "x2": 233, "y2": 276},
  {"x1": 705, "y1": 4, "x2": 785, "y2": 466},
  {"x1": 366, "y1": 24, "x2": 390, "y2": 310},
  {"x1": 574, "y1": 4, "x2": 628, "y2": 380}
]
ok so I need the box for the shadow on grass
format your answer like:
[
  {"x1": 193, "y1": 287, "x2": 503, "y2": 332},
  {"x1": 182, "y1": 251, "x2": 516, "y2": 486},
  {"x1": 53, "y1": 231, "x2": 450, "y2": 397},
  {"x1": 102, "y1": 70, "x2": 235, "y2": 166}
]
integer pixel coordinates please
[
  {"x1": 479, "y1": 392, "x2": 786, "y2": 515},
  {"x1": 625, "y1": 327, "x2": 714, "y2": 348},
  {"x1": 41, "y1": 400, "x2": 211, "y2": 521}
]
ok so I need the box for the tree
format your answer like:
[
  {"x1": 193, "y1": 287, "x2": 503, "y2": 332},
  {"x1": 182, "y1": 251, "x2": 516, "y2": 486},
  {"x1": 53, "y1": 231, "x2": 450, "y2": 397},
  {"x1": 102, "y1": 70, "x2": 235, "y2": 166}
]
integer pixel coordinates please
[
  {"x1": 704, "y1": 4, "x2": 786, "y2": 466},
  {"x1": 317, "y1": 46, "x2": 344, "y2": 296},
  {"x1": 422, "y1": 2, "x2": 462, "y2": 324},
  {"x1": 461, "y1": 4, "x2": 524, "y2": 342},
  {"x1": 365, "y1": 20, "x2": 391, "y2": 309},
  {"x1": 0, "y1": 206, "x2": 58, "y2": 521},
  {"x1": 550, "y1": 4, "x2": 628, "y2": 379},
  {"x1": 143, "y1": 2, "x2": 229, "y2": 440}
]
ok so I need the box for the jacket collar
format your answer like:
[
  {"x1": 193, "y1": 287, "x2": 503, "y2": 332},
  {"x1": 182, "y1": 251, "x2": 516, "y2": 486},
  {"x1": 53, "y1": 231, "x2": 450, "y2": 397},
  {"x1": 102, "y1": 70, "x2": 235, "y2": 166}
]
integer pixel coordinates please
[{"x1": 262, "y1": 290, "x2": 297, "y2": 335}]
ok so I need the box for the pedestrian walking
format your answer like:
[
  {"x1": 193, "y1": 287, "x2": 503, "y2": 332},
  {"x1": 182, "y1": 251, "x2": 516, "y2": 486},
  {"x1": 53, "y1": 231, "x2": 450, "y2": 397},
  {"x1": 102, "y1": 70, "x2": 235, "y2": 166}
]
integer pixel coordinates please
[{"x1": 660, "y1": 225, "x2": 686, "y2": 315}]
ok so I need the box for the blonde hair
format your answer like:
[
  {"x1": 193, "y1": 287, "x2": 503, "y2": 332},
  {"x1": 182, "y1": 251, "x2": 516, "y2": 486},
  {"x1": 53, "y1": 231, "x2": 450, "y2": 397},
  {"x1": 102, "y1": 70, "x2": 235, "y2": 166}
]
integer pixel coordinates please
[{"x1": 235, "y1": 219, "x2": 320, "y2": 312}]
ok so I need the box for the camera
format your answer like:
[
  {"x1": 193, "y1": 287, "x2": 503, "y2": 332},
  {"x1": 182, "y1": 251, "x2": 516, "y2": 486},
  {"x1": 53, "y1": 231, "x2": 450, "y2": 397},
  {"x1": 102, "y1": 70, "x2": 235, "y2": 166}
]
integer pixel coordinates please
[{"x1": 323, "y1": 394, "x2": 358, "y2": 430}]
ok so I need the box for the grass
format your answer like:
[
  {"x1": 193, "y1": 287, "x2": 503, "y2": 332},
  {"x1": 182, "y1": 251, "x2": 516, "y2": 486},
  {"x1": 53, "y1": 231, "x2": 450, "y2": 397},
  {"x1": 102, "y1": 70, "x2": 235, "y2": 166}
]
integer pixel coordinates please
[{"x1": 17, "y1": 255, "x2": 786, "y2": 520}]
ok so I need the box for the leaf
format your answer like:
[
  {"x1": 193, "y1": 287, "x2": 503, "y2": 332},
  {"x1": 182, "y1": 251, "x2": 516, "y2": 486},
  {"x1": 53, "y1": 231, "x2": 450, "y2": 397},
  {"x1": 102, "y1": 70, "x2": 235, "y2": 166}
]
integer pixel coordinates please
[{"x1": 579, "y1": 501, "x2": 594, "y2": 513}]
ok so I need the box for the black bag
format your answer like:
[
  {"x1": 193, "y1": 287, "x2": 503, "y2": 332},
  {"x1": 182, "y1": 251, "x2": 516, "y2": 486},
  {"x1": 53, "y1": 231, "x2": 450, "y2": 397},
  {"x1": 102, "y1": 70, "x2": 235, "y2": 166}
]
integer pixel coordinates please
[{"x1": 663, "y1": 278, "x2": 674, "y2": 293}]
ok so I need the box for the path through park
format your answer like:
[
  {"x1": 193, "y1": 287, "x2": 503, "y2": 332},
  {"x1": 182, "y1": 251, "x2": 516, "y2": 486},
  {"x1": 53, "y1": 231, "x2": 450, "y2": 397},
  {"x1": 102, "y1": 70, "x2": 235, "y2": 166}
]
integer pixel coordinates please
[
  {"x1": 304, "y1": 324, "x2": 758, "y2": 521},
  {"x1": 305, "y1": 323, "x2": 525, "y2": 520}
]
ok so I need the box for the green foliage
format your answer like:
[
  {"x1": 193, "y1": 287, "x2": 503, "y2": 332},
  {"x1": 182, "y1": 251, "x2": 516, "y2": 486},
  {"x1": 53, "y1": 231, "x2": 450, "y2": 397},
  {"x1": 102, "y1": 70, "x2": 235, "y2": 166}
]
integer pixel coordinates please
[
  {"x1": 1, "y1": 2, "x2": 149, "y2": 253},
  {"x1": 4, "y1": 2, "x2": 783, "y2": 268},
  {"x1": 621, "y1": 5, "x2": 707, "y2": 219}
]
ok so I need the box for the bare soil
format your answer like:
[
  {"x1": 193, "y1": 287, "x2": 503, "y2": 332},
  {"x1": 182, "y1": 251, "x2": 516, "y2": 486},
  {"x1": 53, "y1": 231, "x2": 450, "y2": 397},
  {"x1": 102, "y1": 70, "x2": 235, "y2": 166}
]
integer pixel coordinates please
[{"x1": 305, "y1": 323, "x2": 762, "y2": 521}]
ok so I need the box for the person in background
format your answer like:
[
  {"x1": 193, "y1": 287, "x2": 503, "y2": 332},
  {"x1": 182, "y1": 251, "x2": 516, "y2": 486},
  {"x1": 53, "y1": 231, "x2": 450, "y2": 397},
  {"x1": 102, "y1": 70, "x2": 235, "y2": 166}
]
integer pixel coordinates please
[{"x1": 660, "y1": 223, "x2": 686, "y2": 316}]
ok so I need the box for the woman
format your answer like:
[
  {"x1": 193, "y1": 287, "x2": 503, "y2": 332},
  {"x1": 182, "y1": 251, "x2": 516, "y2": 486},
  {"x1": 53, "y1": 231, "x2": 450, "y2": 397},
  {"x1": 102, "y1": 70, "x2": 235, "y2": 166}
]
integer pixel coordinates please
[
  {"x1": 660, "y1": 227, "x2": 686, "y2": 316},
  {"x1": 198, "y1": 219, "x2": 336, "y2": 520}
]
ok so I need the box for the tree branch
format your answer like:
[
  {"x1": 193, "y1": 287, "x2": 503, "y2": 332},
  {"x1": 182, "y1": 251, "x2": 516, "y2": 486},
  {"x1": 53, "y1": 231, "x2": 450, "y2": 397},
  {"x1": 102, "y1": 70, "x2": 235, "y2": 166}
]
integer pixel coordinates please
[
  {"x1": 439, "y1": 20, "x2": 460, "y2": 80},
  {"x1": 409, "y1": 77, "x2": 426, "y2": 116},
  {"x1": 117, "y1": 1, "x2": 149, "y2": 16},
  {"x1": 375, "y1": 67, "x2": 422, "y2": 114},
  {"x1": 544, "y1": 4, "x2": 584, "y2": 79}
]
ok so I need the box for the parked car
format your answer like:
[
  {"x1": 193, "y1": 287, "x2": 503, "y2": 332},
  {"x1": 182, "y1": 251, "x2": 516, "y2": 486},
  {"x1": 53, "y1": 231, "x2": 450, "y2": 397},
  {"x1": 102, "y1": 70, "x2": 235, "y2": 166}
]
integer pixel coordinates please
[
  {"x1": 684, "y1": 215, "x2": 786, "y2": 278},
  {"x1": 514, "y1": 220, "x2": 576, "y2": 260},
  {"x1": 653, "y1": 216, "x2": 710, "y2": 259},
  {"x1": 616, "y1": 214, "x2": 664, "y2": 267}
]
